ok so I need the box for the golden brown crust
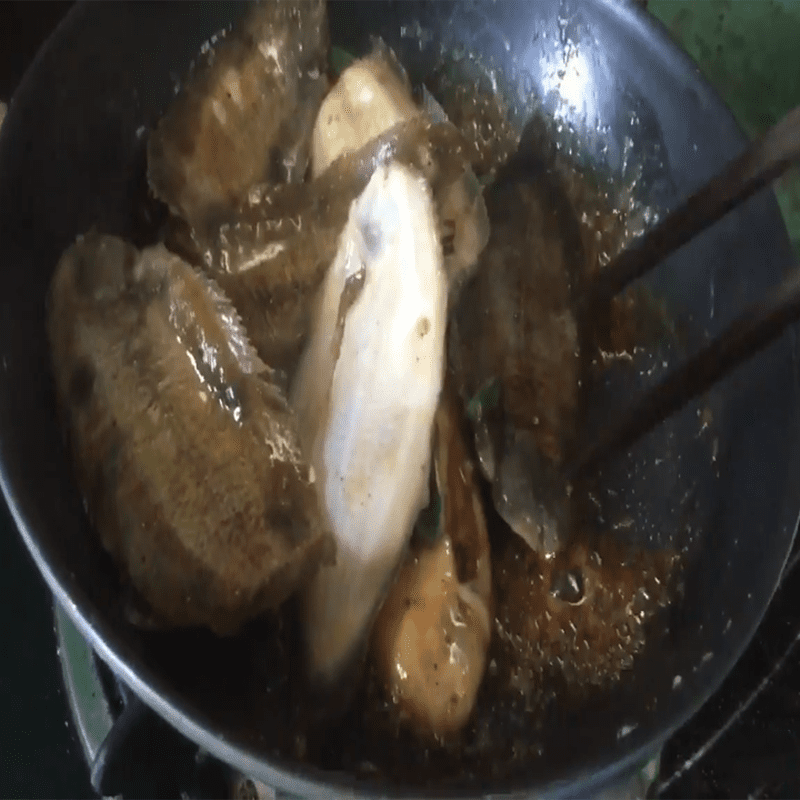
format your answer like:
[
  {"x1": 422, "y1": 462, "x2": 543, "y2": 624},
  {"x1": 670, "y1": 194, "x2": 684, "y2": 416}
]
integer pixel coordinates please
[
  {"x1": 47, "y1": 233, "x2": 332, "y2": 634},
  {"x1": 147, "y1": 0, "x2": 329, "y2": 231}
]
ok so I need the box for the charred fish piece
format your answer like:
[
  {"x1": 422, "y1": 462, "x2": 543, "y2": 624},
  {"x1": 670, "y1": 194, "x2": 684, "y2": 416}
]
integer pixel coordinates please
[
  {"x1": 202, "y1": 115, "x2": 471, "y2": 275},
  {"x1": 192, "y1": 118, "x2": 468, "y2": 383},
  {"x1": 449, "y1": 163, "x2": 586, "y2": 556},
  {"x1": 47, "y1": 232, "x2": 332, "y2": 635},
  {"x1": 148, "y1": 0, "x2": 330, "y2": 233}
]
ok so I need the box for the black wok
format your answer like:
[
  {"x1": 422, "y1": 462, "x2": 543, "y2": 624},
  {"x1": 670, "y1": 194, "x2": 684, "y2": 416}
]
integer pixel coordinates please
[{"x1": 1, "y1": 1, "x2": 799, "y2": 796}]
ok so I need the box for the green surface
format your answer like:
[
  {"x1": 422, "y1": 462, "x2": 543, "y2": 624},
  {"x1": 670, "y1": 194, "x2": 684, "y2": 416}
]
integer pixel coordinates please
[
  {"x1": 648, "y1": 0, "x2": 800, "y2": 258},
  {"x1": 329, "y1": 45, "x2": 355, "y2": 76}
]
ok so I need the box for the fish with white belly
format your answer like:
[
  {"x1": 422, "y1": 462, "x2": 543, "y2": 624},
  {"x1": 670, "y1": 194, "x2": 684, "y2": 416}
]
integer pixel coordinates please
[
  {"x1": 291, "y1": 161, "x2": 447, "y2": 687},
  {"x1": 311, "y1": 42, "x2": 489, "y2": 295}
]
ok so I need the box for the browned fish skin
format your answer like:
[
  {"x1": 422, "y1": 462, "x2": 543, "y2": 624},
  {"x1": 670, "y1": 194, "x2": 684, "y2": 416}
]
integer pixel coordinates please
[
  {"x1": 193, "y1": 118, "x2": 470, "y2": 379},
  {"x1": 203, "y1": 116, "x2": 470, "y2": 274},
  {"x1": 47, "y1": 232, "x2": 332, "y2": 634},
  {"x1": 147, "y1": 0, "x2": 329, "y2": 233},
  {"x1": 435, "y1": 379, "x2": 492, "y2": 594},
  {"x1": 451, "y1": 171, "x2": 584, "y2": 466}
]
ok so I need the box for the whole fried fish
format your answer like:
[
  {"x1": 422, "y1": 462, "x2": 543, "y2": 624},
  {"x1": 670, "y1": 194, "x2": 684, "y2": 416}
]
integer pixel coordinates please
[{"x1": 47, "y1": 232, "x2": 332, "y2": 634}]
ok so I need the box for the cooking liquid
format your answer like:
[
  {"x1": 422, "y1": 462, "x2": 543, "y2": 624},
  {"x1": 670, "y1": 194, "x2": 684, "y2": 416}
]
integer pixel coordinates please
[
  {"x1": 280, "y1": 64, "x2": 685, "y2": 784},
  {"x1": 138, "y1": 44, "x2": 688, "y2": 786}
]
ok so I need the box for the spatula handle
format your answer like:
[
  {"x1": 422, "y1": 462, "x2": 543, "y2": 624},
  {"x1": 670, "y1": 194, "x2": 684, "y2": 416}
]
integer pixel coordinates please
[
  {"x1": 570, "y1": 263, "x2": 800, "y2": 478},
  {"x1": 584, "y1": 104, "x2": 800, "y2": 306}
]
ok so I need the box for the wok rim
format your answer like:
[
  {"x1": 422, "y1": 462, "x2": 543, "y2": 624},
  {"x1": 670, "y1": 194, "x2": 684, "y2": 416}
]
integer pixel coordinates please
[{"x1": 1, "y1": 0, "x2": 798, "y2": 796}]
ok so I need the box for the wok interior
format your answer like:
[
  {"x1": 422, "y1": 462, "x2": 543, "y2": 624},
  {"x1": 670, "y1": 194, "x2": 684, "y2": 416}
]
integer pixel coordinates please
[{"x1": 0, "y1": 0, "x2": 798, "y2": 794}]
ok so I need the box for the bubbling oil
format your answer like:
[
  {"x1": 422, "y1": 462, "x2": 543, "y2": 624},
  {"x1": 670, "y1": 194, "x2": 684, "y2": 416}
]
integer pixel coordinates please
[
  {"x1": 282, "y1": 48, "x2": 687, "y2": 786},
  {"x1": 494, "y1": 532, "x2": 680, "y2": 701}
]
